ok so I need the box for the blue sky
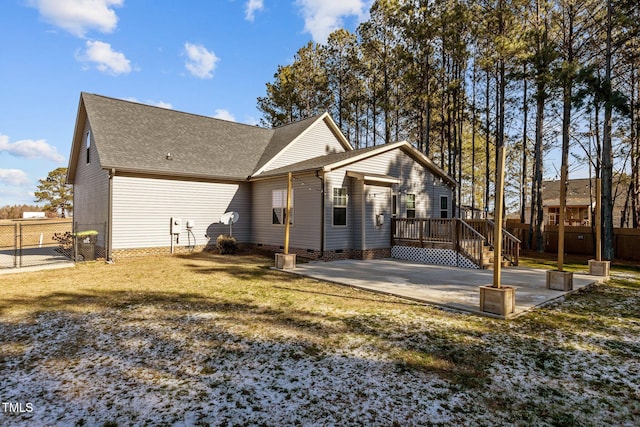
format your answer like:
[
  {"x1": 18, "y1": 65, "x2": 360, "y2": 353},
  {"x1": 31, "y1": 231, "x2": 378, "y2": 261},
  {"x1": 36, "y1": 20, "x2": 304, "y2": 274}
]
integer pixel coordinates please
[{"x1": 0, "y1": 0, "x2": 370, "y2": 206}]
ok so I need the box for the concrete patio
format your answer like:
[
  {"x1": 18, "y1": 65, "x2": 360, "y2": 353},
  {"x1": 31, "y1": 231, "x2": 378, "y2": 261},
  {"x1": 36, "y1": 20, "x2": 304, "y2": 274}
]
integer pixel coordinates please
[{"x1": 287, "y1": 259, "x2": 606, "y2": 319}]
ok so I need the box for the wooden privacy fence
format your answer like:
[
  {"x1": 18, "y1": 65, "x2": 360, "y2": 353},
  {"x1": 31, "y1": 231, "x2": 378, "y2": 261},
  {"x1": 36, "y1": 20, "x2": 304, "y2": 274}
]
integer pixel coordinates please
[{"x1": 506, "y1": 221, "x2": 640, "y2": 261}]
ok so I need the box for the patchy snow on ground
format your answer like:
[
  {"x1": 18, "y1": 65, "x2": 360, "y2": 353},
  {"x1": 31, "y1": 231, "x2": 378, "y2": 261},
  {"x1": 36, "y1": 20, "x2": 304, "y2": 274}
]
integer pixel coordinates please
[
  {"x1": 1, "y1": 307, "x2": 478, "y2": 426},
  {"x1": 1, "y1": 282, "x2": 639, "y2": 426}
]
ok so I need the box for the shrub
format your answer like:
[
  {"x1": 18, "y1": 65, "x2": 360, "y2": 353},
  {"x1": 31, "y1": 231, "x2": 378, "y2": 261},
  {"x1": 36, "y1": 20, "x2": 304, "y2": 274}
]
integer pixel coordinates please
[
  {"x1": 216, "y1": 234, "x2": 237, "y2": 254},
  {"x1": 52, "y1": 231, "x2": 74, "y2": 250}
]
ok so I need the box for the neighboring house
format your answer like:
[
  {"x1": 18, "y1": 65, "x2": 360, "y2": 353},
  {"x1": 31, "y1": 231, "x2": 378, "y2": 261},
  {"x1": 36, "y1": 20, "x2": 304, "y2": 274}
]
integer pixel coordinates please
[
  {"x1": 67, "y1": 93, "x2": 455, "y2": 260},
  {"x1": 522, "y1": 177, "x2": 631, "y2": 227}
]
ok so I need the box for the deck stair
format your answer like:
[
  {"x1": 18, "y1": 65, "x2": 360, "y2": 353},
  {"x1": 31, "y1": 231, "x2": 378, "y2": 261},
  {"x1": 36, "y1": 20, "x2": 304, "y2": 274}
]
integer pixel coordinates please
[{"x1": 463, "y1": 219, "x2": 520, "y2": 268}]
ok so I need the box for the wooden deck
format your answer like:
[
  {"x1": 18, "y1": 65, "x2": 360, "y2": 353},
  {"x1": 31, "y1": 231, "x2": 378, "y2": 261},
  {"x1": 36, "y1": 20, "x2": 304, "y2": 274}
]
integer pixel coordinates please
[{"x1": 391, "y1": 218, "x2": 520, "y2": 268}]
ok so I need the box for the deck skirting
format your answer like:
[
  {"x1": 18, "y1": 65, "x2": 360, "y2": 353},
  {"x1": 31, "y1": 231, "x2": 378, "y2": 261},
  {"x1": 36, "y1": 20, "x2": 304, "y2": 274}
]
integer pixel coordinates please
[{"x1": 391, "y1": 245, "x2": 479, "y2": 269}]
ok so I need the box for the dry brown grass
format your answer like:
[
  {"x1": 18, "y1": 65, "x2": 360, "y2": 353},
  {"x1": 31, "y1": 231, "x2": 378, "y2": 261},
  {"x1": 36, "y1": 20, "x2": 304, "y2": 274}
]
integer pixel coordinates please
[
  {"x1": 1, "y1": 252, "x2": 496, "y2": 386},
  {"x1": 2, "y1": 251, "x2": 639, "y2": 425}
]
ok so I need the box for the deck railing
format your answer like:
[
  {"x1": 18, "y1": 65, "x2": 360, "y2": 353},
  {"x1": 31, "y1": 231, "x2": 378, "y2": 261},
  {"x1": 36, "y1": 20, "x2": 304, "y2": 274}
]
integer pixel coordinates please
[
  {"x1": 392, "y1": 218, "x2": 486, "y2": 268},
  {"x1": 392, "y1": 218, "x2": 520, "y2": 267},
  {"x1": 452, "y1": 218, "x2": 520, "y2": 266},
  {"x1": 487, "y1": 220, "x2": 521, "y2": 266}
]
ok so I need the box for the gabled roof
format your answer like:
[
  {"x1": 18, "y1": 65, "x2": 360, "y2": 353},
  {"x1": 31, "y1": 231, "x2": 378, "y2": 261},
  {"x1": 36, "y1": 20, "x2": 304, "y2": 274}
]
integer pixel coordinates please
[
  {"x1": 253, "y1": 114, "x2": 324, "y2": 174},
  {"x1": 67, "y1": 93, "x2": 454, "y2": 187},
  {"x1": 252, "y1": 112, "x2": 353, "y2": 175},
  {"x1": 251, "y1": 141, "x2": 456, "y2": 187},
  {"x1": 542, "y1": 177, "x2": 629, "y2": 208},
  {"x1": 67, "y1": 93, "x2": 341, "y2": 182}
]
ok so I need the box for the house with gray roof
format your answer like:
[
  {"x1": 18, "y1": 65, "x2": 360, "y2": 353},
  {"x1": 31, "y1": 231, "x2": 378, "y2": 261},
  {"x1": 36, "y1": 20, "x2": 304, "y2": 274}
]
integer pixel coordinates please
[{"x1": 67, "y1": 93, "x2": 455, "y2": 260}]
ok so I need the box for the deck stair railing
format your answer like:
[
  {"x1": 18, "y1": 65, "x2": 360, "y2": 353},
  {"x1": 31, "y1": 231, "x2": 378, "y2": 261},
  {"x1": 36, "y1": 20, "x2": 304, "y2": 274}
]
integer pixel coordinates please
[
  {"x1": 455, "y1": 218, "x2": 521, "y2": 266},
  {"x1": 392, "y1": 218, "x2": 520, "y2": 268}
]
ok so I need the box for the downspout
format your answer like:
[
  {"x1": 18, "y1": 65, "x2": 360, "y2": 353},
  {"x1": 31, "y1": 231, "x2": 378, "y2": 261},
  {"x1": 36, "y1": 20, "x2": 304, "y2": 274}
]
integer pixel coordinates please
[
  {"x1": 108, "y1": 168, "x2": 115, "y2": 262},
  {"x1": 317, "y1": 170, "x2": 325, "y2": 259},
  {"x1": 361, "y1": 181, "x2": 366, "y2": 252}
]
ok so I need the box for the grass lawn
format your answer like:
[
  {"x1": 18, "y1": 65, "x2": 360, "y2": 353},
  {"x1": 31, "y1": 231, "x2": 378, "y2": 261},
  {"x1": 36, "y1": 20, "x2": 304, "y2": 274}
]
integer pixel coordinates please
[{"x1": 1, "y1": 252, "x2": 639, "y2": 426}]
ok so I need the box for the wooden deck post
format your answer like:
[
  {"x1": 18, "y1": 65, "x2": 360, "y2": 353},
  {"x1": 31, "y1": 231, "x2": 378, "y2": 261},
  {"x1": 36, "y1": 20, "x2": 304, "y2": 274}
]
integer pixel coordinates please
[
  {"x1": 558, "y1": 164, "x2": 568, "y2": 271},
  {"x1": 284, "y1": 172, "x2": 292, "y2": 255},
  {"x1": 596, "y1": 177, "x2": 602, "y2": 262},
  {"x1": 589, "y1": 177, "x2": 609, "y2": 277},
  {"x1": 493, "y1": 145, "x2": 506, "y2": 289}
]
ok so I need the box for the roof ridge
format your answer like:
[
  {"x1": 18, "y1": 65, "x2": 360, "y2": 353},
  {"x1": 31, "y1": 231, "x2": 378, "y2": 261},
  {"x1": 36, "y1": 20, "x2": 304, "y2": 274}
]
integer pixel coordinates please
[
  {"x1": 82, "y1": 92, "x2": 271, "y2": 131},
  {"x1": 271, "y1": 112, "x2": 327, "y2": 129}
]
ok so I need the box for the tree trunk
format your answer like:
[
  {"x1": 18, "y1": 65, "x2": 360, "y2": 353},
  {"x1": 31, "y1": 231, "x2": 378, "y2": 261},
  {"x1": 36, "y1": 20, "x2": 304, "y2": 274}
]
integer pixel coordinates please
[
  {"x1": 521, "y1": 68, "x2": 528, "y2": 225},
  {"x1": 602, "y1": 0, "x2": 614, "y2": 259},
  {"x1": 534, "y1": 80, "x2": 545, "y2": 253},
  {"x1": 485, "y1": 68, "x2": 491, "y2": 217}
]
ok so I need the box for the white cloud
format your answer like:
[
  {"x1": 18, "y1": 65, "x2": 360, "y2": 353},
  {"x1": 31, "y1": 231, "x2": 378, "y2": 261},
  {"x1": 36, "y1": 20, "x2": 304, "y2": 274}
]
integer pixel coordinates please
[
  {"x1": 0, "y1": 169, "x2": 30, "y2": 186},
  {"x1": 30, "y1": 0, "x2": 123, "y2": 38},
  {"x1": 78, "y1": 40, "x2": 132, "y2": 75},
  {"x1": 296, "y1": 0, "x2": 369, "y2": 43},
  {"x1": 245, "y1": 0, "x2": 264, "y2": 21},
  {"x1": 184, "y1": 43, "x2": 219, "y2": 79},
  {"x1": 126, "y1": 98, "x2": 173, "y2": 109},
  {"x1": 213, "y1": 109, "x2": 236, "y2": 122},
  {"x1": 153, "y1": 101, "x2": 173, "y2": 109},
  {"x1": 0, "y1": 134, "x2": 65, "y2": 163}
]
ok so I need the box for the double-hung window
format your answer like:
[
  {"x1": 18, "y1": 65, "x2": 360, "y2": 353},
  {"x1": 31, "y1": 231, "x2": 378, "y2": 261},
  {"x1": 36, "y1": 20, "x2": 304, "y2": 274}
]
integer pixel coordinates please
[
  {"x1": 406, "y1": 194, "x2": 416, "y2": 218},
  {"x1": 272, "y1": 189, "x2": 293, "y2": 225},
  {"x1": 333, "y1": 187, "x2": 347, "y2": 226}
]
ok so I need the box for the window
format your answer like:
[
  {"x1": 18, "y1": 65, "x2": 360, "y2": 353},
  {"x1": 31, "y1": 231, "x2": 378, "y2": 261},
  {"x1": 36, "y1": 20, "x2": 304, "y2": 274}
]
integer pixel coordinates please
[
  {"x1": 333, "y1": 187, "x2": 347, "y2": 226},
  {"x1": 272, "y1": 189, "x2": 293, "y2": 225},
  {"x1": 86, "y1": 130, "x2": 91, "y2": 164},
  {"x1": 392, "y1": 194, "x2": 398, "y2": 218},
  {"x1": 406, "y1": 194, "x2": 416, "y2": 218},
  {"x1": 440, "y1": 196, "x2": 448, "y2": 218}
]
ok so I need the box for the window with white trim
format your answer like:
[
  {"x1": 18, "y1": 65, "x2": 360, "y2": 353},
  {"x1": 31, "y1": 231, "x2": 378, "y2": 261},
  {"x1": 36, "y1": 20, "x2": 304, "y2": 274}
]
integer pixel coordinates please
[
  {"x1": 333, "y1": 187, "x2": 347, "y2": 226},
  {"x1": 86, "y1": 130, "x2": 91, "y2": 164},
  {"x1": 406, "y1": 194, "x2": 416, "y2": 218},
  {"x1": 440, "y1": 196, "x2": 448, "y2": 218},
  {"x1": 272, "y1": 189, "x2": 293, "y2": 225}
]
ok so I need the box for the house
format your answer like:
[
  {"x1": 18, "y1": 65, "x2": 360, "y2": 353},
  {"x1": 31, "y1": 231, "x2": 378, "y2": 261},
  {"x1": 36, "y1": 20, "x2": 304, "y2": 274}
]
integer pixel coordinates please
[
  {"x1": 67, "y1": 93, "x2": 455, "y2": 261},
  {"x1": 521, "y1": 178, "x2": 632, "y2": 227}
]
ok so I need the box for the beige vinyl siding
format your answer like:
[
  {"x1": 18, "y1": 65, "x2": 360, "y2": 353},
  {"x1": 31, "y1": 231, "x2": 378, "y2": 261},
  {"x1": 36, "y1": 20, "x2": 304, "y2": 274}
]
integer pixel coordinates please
[
  {"x1": 251, "y1": 173, "x2": 322, "y2": 250},
  {"x1": 364, "y1": 184, "x2": 392, "y2": 249},
  {"x1": 324, "y1": 172, "x2": 353, "y2": 250},
  {"x1": 332, "y1": 149, "x2": 450, "y2": 218},
  {"x1": 350, "y1": 179, "x2": 363, "y2": 250},
  {"x1": 111, "y1": 177, "x2": 250, "y2": 249},
  {"x1": 324, "y1": 148, "x2": 453, "y2": 250},
  {"x1": 263, "y1": 119, "x2": 346, "y2": 172},
  {"x1": 72, "y1": 123, "x2": 109, "y2": 247}
]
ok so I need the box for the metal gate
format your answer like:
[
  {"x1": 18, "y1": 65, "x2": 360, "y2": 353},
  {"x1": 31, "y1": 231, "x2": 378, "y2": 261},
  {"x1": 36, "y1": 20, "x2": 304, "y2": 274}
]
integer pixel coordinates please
[{"x1": 0, "y1": 220, "x2": 73, "y2": 269}]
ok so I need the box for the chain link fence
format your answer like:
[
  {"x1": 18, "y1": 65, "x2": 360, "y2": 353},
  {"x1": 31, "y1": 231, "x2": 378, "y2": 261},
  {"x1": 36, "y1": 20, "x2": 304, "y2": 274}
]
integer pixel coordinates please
[
  {"x1": 0, "y1": 220, "x2": 73, "y2": 269},
  {"x1": 0, "y1": 220, "x2": 107, "y2": 270}
]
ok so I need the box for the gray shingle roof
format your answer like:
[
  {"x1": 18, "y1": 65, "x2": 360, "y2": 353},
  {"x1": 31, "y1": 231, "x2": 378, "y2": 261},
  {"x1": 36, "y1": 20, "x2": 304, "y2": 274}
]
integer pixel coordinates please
[
  {"x1": 81, "y1": 93, "x2": 319, "y2": 180},
  {"x1": 253, "y1": 145, "x2": 384, "y2": 178},
  {"x1": 542, "y1": 177, "x2": 629, "y2": 208}
]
